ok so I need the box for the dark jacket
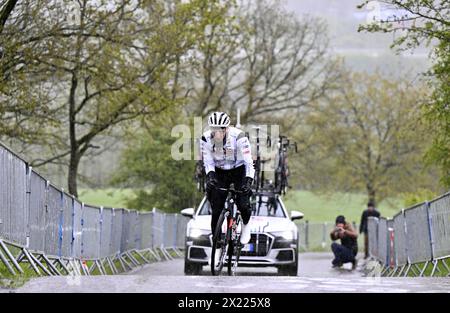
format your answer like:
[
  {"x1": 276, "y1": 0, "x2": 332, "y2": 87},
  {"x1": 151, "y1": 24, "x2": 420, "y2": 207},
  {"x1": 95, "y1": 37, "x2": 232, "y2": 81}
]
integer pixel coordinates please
[
  {"x1": 359, "y1": 209, "x2": 381, "y2": 234},
  {"x1": 330, "y1": 222, "x2": 358, "y2": 256}
]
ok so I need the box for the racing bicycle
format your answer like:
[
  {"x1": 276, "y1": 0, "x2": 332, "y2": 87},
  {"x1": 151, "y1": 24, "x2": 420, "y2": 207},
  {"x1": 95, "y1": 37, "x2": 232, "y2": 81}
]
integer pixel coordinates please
[{"x1": 210, "y1": 184, "x2": 245, "y2": 276}]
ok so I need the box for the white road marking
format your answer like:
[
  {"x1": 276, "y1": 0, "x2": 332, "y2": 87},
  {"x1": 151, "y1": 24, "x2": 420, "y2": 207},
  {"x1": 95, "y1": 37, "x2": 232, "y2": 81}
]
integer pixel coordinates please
[
  {"x1": 195, "y1": 282, "x2": 255, "y2": 289},
  {"x1": 317, "y1": 285, "x2": 357, "y2": 292},
  {"x1": 364, "y1": 288, "x2": 409, "y2": 293}
]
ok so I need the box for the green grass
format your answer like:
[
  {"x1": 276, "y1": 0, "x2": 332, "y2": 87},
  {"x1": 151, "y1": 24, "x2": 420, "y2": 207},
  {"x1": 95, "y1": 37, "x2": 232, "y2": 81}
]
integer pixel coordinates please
[
  {"x1": 283, "y1": 190, "x2": 403, "y2": 223},
  {"x1": 0, "y1": 270, "x2": 33, "y2": 289},
  {"x1": 78, "y1": 188, "x2": 137, "y2": 208},
  {"x1": 0, "y1": 246, "x2": 37, "y2": 289},
  {"x1": 406, "y1": 259, "x2": 450, "y2": 277},
  {"x1": 378, "y1": 259, "x2": 450, "y2": 277},
  {"x1": 78, "y1": 188, "x2": 405, "y2": 223}
]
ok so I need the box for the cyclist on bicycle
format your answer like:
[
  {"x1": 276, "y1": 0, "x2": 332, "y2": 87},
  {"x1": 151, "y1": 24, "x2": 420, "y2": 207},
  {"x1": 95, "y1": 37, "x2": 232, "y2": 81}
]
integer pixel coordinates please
[{"x1": 201, "y1": 111, "x2": 255, "y2": 245}]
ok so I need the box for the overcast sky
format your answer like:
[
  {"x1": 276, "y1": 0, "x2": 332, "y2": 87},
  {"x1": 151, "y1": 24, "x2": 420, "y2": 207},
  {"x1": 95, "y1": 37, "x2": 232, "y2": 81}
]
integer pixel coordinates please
[{"x1": 281, "y1": 0, "x2": 429, "y2": 75}]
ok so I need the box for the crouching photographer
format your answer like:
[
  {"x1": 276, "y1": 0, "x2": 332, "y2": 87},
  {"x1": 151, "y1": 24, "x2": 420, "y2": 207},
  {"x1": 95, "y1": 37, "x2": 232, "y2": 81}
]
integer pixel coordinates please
[{"x1": 330, "y1": 215, "x2": 358, "y2": 270}]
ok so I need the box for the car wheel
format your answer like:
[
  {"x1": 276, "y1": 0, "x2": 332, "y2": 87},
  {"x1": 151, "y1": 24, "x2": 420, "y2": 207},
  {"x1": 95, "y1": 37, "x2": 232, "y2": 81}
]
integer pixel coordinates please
[
  {"x1": 184, "y1": 247, "x2": 202, "y2": 275},
  {"x1": 277, "y1": 250, "x2": 298, "y2": 276}
]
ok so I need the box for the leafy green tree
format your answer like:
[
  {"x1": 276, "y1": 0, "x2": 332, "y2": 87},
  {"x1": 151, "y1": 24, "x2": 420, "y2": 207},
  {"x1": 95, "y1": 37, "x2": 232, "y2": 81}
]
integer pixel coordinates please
[
  {"x1": 401, "y1": 188, "x2": 437, "y2": 207},
  {"x1": 0, "y1": 0, "x2": 62, "y2": 147},
  {"x1": 358, "y1": 0, "x2": 450, "y2": 187},
  {"x1": 1, "y1": 0, "x2": 229, "y2": 197},
  {"x1": 112, "y1": 115, "x2": 202, "y2": 213},
  {"x1": 290, "y1": 71, "x2": 436, "y2": 205}
]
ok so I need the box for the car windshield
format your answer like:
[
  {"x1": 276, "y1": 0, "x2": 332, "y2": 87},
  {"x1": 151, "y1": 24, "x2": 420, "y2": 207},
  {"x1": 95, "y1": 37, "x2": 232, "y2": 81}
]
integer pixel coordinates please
[{"x1": 198, "y1": 195, "x2": 286, "y2": 218}]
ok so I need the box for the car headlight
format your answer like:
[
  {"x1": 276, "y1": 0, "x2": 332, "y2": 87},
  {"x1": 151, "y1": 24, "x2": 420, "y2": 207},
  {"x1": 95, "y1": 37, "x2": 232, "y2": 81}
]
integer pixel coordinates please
[
  {"x1": 271, "y1": 230, "x2": 296, "y2": 240},
  {"x1": 188, "y1": 228, "x2": 210, "y2": 238}
]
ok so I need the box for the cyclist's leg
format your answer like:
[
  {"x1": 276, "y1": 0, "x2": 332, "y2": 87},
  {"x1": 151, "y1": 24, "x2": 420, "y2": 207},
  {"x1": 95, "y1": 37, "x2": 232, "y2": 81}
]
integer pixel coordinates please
[
  {"x1": 208, "y1": 190, "x2": 227, "y2": 236},
  {"x1": 236, "y1": 191, "x2": 252, "y2": 245},
  {"x1": 233, "y1": 165, "x2": 252, "y2": 225},
  {"x1": 236, "y1": 194, "x2": 251, "y2": 225},
  {"x1": 207, "y1": 168, "x2": 229, "y2": 235}
]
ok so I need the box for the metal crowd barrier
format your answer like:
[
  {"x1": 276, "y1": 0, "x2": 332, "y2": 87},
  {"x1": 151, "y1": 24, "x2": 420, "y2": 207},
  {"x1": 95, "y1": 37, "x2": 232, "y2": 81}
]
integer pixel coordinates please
[
  {"x1": 377, "y1": 217, "x2": 388, "y2": 267},
  {"x1": 367, "y1": 192, "x2": 450, "y2": 277},
  {"x1": 387, "y1": 219, "x2": 394, "y2": 268},
  {"x1": 28, "y1": 171, "x2": 47, "y2": 254},
  {"x1": 295, "y1": 222, "x2": 329, "y2": 251},
  {"x1": 296, "y1": 222, "x2": 307, "y2": 250},
  {"x1": 176, "y1": 214, "x2": 188, "y2": 248},
  {"x1": 0, "y1": 142, "x2": 189, "y2": 276},
  {"x1": 393, "y1": 211, "x2": 407, "y2": 269},
  {"x1": 139, "y1": 212, "x2": 153, "y2": 250},
  {"x1": 110, "y1": 208, "x2": 123, "y2": 257},
  {"x1": 367, "y1": 217, "x2": 378, "y2": 259},
  {"x1": 428, "y1": 194, "x2": 450, "y2": 261}
]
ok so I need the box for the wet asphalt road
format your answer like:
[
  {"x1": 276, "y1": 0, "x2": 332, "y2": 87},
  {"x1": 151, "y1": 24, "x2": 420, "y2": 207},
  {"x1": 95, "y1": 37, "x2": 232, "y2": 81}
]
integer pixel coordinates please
[{"x1": 4, "y1": 253, "x2": 450, "y2": 293}]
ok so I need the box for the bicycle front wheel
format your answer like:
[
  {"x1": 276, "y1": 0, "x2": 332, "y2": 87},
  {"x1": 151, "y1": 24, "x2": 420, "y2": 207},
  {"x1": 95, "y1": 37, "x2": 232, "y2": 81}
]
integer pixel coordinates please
[
  {"x1": 211, "y1": 210, "x2": 230, "y2": 276},
  {"x1": 228, "y1": 215, "x2": 242, "y2": 276},
  {"x1": 227, "y1": 234, "x2": 234, "y2": 276}
]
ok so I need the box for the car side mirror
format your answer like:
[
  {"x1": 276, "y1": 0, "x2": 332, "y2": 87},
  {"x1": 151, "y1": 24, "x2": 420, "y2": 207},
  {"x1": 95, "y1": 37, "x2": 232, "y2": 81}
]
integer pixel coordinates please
[
  {"x1": 181, "y1": 208, "x2": 195, "y2": 218},
  {"x1": 290, "y1": 211, "x2": 304, "y2": 221}
]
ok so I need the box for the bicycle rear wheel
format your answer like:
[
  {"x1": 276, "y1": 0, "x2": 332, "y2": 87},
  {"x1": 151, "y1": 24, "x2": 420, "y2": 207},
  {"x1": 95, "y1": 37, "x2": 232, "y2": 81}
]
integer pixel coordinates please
[{"x1": 211, "y1": 211, "x2": 230, "y2": 276}]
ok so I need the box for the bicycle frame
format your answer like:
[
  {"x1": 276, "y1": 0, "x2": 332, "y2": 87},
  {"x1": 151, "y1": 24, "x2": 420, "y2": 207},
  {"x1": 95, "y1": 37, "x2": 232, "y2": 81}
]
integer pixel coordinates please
[{"x1": 211, "y1": 184, "x2": 244, "y2": 276}]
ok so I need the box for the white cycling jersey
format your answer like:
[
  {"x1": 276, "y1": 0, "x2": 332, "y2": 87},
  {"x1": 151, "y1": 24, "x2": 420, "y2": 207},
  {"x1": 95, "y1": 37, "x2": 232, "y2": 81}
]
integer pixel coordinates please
[{"x1": 201, "y1": 126, "x2": 255, "y2": 178}]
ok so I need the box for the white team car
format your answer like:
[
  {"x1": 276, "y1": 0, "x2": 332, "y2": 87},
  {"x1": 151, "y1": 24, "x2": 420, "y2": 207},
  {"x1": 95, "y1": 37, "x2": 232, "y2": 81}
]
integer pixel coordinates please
[{"x1": 181, "y1": 192, "x2": 304, "y2": 275}]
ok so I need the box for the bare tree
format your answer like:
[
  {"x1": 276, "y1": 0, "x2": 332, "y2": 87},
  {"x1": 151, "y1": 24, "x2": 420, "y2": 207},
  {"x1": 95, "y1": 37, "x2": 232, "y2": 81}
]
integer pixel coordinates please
[
  {"x1": 185, "y1": 0, "x2": 341, "y2": 124},
  {"x1": 291, "y1": 71, "x2": 436, "y2": 204}
]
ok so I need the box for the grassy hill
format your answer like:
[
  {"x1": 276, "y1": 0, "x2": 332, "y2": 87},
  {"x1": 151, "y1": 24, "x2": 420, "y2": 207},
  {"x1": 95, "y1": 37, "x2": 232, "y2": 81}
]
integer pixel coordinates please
[
  {"x1": 78, "y1": 188, "x2": 135, "y2": 209},
  {"x1": 78, "y1": 188, "x2": 404, "y2": 222},
  {"x1": 282, "y1": 190, "x2": 403, "y2": 223}
]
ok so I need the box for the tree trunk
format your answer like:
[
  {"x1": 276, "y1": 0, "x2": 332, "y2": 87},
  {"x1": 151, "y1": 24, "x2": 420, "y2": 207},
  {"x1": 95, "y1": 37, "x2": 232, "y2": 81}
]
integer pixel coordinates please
[
  {"x1": 68, "y1": 153, "x2": 80, "y2": 197},
  {"x1": 367, "y1": 182, "x2": 376, "y2": 206},
  {"x1": 68, "y1": 71, "x2": 78, "y2": 196}
]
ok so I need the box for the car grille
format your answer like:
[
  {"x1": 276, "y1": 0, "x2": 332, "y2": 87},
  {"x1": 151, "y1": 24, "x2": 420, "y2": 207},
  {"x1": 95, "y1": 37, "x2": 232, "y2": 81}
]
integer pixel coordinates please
[{"x1": 240, "y1": 233, "x2": 272, "y2": 257}]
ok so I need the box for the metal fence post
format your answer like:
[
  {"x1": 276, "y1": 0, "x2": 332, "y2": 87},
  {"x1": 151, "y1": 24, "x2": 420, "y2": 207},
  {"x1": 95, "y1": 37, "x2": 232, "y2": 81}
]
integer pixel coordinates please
[
  {"x1": 80, "y1": 202, "x2": 85, "y2": 258},
  {"x1": 425, "y1": 201, "x2": 435, "y2": 260},
  {"x1": 173, "y1": 214, "x2": 178, "y2": 248},
  {"x1": 25, "y1": 165, "x2": 32, "y2": 249},
  {"x1": 70, "y1": 195, "x2": 75, "y2": 258},
  {"x1": 163, "y1": 213, "x2": 167, "y2": 248},
  {"x1": 305, "y1": 220, "x2": 309, "y2": 249},
  {"x1": 388, "y1": 220, "x2": 395, "y2": 268},
  {"x1": 99, "y1": 206, "x2": 104, "y2": 260},
  {"x1": 402, "y1": 208, "x2": 410, "y2": 274},
  {"x1": 58, "y1": 188, "x2": 64, "y2": 258},
  {"x1": 151, "y1": 208, "x2": 156, "y2": 250},
  {"x1": 322, "y1": 222, "x2": 327, "y2": 248},
  {"x1": 136, "y1": 211, "x2": 141, "y2": 250}
]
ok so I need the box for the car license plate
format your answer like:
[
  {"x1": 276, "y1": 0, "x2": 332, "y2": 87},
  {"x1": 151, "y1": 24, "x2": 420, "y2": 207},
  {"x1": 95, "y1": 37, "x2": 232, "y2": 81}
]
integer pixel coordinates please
[{"x1": 241, "y1": 243, "x2": 254, "y2": 252}]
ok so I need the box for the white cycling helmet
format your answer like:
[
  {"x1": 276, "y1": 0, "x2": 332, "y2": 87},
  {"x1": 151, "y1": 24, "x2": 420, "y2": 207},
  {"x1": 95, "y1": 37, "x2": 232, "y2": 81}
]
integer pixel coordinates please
[{"x1": 208, "y1": 111, "x2": 230, "y2": 127}]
